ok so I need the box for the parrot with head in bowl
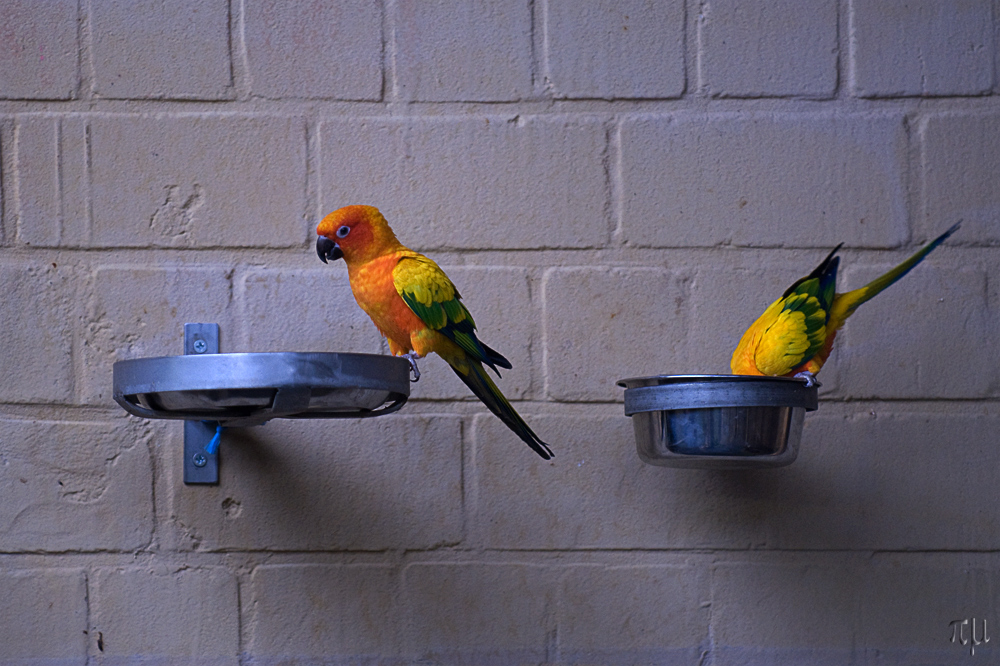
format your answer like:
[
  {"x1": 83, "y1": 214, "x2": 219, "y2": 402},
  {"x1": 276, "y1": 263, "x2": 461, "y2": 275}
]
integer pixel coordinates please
[
  {"x1": 731, "y1": 223, "x2": 960, "y2": 385},
  {"x1": 316, "y1": 205, "x2": 553, "y2": 460}
]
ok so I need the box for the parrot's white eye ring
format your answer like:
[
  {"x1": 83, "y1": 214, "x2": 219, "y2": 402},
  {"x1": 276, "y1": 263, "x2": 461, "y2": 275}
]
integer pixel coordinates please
[{"x1": 336, "y1": 225, "x2": 351, "y2": 238}]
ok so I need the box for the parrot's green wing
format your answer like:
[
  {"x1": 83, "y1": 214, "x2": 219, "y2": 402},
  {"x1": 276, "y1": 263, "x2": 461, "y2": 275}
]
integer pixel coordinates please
[
  {"x1": 393, "y1": 255, "x2": 511, "y2": 373},
  {"x1": 751, "y1": 245, "x2": 841, "y2": 375}
]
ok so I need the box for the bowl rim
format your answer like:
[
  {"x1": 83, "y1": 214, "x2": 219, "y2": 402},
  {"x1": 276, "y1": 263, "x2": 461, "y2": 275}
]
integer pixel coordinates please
[
  {"x1": 619, "y1": 374, "x2": 818, "y2": 414},
  {"x1": 616, "y1": 373, "x2": 810, "y2": 388}
]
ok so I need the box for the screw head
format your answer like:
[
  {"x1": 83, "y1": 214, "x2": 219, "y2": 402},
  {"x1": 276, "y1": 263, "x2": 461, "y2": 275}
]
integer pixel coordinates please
[
  {"x1": 193, "y1": 339, "x2": 208, "y2": 353},
  {"x1": 192, "y1": 453, "x2": 207, "y2": 467}
]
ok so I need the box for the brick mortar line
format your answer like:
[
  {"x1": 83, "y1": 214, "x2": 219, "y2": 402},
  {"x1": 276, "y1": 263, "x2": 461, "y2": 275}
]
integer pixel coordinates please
[
  {"x1": 0, "y1": 246, "x2": 993, "y2": 264},
  {"x1": 77, "y1": 0, "x2": 95, "y2": 101},
  {"x1": 2, "y1": 397, "x2": 1000, "y2": 420},
  {"x1": 2, "y1": 548, "x2": 998, "y2": 561},
  {"x1": 230, "y1": 0, "x2": 251, "y2": 101},
  {"x1": 2, "y1": 95, "x2": 1000, "y2": 116}
]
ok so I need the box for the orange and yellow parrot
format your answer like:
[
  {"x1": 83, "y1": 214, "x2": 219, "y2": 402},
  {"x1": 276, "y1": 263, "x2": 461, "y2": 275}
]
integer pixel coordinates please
[
  {"x1": 316, "y1": 205, "x2": 553, "y2": 460},
  {"x1": 731, "y1": 223, "x2": 960, "y2": 384}
]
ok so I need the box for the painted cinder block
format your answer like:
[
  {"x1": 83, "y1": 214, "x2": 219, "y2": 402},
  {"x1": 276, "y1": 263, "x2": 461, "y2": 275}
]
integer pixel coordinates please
[
  {"x1": 543, "y1": 266, "x2": 691, "y2": 401},
  {"x1": 558, "y1": 564, "x2": 710, "y2": 663},
  {"x1": 0, "y1": 569, "x2": 87, "y2": 661},
  {"x1": 395, "y1": 0, "x2": 532, "y2": 102},
  {"x1": 88, "y1": 115, "x2": 307, "y2": 248},
  {"x1": 82, "y1": 266, "x2": 239, "y2": 405},
  {"x1": 0, "y1": 263, "x2": 75, "y2": 403},
  {"x1": 12, "y1": 115, "x2": 90, "y2": 248},
  {"x1": 711, "y1": 556, "x2": 862, "y2": 665},
  {"x1": 475, "y1": 410, "x2": 1000, "y2": 551},
  {"x1": 711, "y1": 552, "x2": 1000, "y2": 663},
  {"x1": 921, "y1": 113, "x2": 1000, "y2": 245},
  {"x1": 545, "y1": 0, "x2": 685, "y2": 99},
  {"x1": 12, "y1": 116, "x2": 59, "y2": 246},
  {"x1": 699, "y1": 0, "x2": 838, "y2": 98},
  {"x1": 241, "y1": 267, "x2": 384, "y2": 354},
  {"x1": 245, "y1": 0, "x2": 382, "y2": 100},
  {"x1": 319, "y1": 116, "x2": 609, "y2": 250},
  {"x1": 90, "y1": 0, "x2": 232, "y2": 99},
  {"x1": 835, "y1": 264, "x2": 993, "y2": 399},
  {"x1": 620, "y1": 114, "x2": 909, "y2": 248},
  {"x1": 401, "y1": 562, "x2": 553, "y2": 662},
  {"x1": 857, "y1": 553, "x2": 999, "y2": 660},
  {"x1": 91, "y1": 566, "x2": 239, "y2": 663},
  {"x1": 755, "y1": 411, "x2": 1000, "y2": 551},
  {"x1": 0, "y1": 0, "x2": 78, "y2": 100},
  {"x1": 162, "y1": 416, "x2": 463, "y2": 551},
  {"x1": 473, "y1": 413, "x2": 690, "y2": 550},
  {"x1": 850, "y1": 0, "x2": 993, "y2": 97},
  {"x1": 246, "y1": 564, "x2": 398, "y2": 659},
  {"x1": 0, "y1": 419, "x2": 153, "y2": 552}
]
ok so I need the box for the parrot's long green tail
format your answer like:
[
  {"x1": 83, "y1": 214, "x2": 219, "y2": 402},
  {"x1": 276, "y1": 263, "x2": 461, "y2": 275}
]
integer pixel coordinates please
[
  {"x1": 833, "y1": 222, "x2": 960, "y2": 321},
  {"x1": 451, "y1": 361, "x2": 553, "y2": 460}
]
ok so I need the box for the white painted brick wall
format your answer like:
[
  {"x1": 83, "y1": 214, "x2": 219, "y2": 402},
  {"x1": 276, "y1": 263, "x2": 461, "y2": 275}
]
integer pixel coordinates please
[
  {"x1": 88, "y1": 116, "x2": 308, "y2": 248},
  {"x1": 620, "y1": 114, "x2": 910, "y2": 248},
  {"x1": 1, "y1": 1, "x2": 998, "y2": 663},
  {"x1": 0, "y1": 569, "x2": 88, "y2": 660},
  {"x1": 0, "y1": 264, "x2": 76, "y2": 402},
  {"x1": 0, "y1": 0, "x2": 79, "y2": 100},
  {"x1": 90, "y1": 0, "x2": 233, "y2": 100},
  {"x1": 0, "y1": 419, "x2": 153, "y2": 551},
  {"x1": 401, "y1": 562, "x2": 553, "y2": 659},
  {"x1": 245, "y1": 0, "x2": 383, "y2": 101},
  {"x1": 921, "y1": 112, "x2": 1000, "y2": 243},
  {"x1": 545, "y1": 0, "x2": 686, "y2": 99},
  {"x1": 850, "y1": 0, "x2": 994, "y2": 97},
  {"x1": 543, "y1": 267, "x2": 691, "y2": 400},
  {"x1": 395, "y1": 1, "x2": 534, "y2": 102},
  {"x1": 91, "y1": 566, "x2": 240, "y2": 661},
  {"x1": 161, "y1": 417, "x2": 464, "y2": 551},
  {"x1": 319, "y1": 116, "x2": 610, "y2": 250},
  {"x1": 699, "y1": 0, "x2": 839, "y2": 98},
  {"x1": 247, "y1": 563, "x2": 398, "y2": 658}
]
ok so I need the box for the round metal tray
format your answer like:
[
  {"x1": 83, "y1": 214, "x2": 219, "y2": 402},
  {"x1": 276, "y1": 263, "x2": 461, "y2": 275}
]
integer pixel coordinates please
[
  {"x1": 617, "y1": 374, "x2": 818, "y2": 469},
  {"x1": 114, "y1": 352, "x2": 410, "y2": 427}
]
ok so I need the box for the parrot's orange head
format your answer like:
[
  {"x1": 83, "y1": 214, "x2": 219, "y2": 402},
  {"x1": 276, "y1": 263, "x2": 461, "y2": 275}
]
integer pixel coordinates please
[{"x1": 316, "y1": 205, "x2": 400, "y2": 265}]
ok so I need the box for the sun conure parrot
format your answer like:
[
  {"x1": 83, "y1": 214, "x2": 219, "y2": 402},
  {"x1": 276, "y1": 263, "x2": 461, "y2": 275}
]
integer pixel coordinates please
[
  {"x1": 316, "y1": 204, "x2": 553, "y2": 460},
  {"x1": 731, "y1": 223, "x2": 960, "y2": 384}
]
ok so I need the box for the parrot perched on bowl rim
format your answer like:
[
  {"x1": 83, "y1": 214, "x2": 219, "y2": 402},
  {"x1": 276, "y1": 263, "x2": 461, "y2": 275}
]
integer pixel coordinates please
[
  {"x1": 316, "y1": 204, "x2": 553, "y2": 460},
  {"x1": 730, "y1": 222, "x2": 960, "y2": 383}
]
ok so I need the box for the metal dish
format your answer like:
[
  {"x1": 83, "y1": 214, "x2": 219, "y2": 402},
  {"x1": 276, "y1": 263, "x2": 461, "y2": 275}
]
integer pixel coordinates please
[
  {"x1": 114, "y1": 352, "x2": 410, "y2": 427},
  {"x1": 617, "y1": 374, "x2": 818, "y2": 469}
]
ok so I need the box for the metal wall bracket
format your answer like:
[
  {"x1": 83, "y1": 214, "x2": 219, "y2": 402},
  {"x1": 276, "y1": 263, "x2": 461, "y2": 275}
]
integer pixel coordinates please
[
  {"x1": 112, "y1": 323, "x2": 411, "y2": 487},
  {"x1": 184, "y1": 323, "x2": 220, "y2": 484}
]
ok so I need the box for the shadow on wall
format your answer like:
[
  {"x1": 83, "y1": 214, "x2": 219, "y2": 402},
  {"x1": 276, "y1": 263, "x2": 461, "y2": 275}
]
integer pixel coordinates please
[{"x1": 168, "y1": 417, "x2": 464, "y2": 551}]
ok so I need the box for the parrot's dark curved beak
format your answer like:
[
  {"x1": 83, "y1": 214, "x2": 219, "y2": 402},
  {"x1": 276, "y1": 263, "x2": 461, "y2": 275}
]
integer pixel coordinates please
[{"x1": 316, "y1": 236, "x2": 343, "y2": 263}]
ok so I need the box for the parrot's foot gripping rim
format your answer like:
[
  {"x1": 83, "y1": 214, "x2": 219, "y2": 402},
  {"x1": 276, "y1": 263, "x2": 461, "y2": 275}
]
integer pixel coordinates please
[
  {"x1": 401, "y1": 351, "x2": 421, "y2": 382},
  {"x1": 793, "y1": 371, "x2": 821, "y2": 388}
]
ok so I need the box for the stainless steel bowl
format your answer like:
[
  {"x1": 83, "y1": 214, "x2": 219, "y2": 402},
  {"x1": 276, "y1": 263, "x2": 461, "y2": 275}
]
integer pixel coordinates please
[{"x1": 617, "y1": 375, "x2": 818, "y2": 468}]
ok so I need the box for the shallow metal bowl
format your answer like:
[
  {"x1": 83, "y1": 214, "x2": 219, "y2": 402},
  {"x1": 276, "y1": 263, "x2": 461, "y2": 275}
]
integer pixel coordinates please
[
  {"x1": 114, "y1": 352, "x2": 410, "y2": 427},
  {"x1": 617, "y1": 375, "x2": 818, "y2": 469}
]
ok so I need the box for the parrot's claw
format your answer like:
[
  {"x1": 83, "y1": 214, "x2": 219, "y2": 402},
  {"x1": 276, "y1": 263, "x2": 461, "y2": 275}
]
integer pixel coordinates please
[
  {"x1": 402, "y1": 352, "x2": 421, "y2": 382},
  {"x1": 793, "y1": 371, "x2": 821, "y2": 388}
]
